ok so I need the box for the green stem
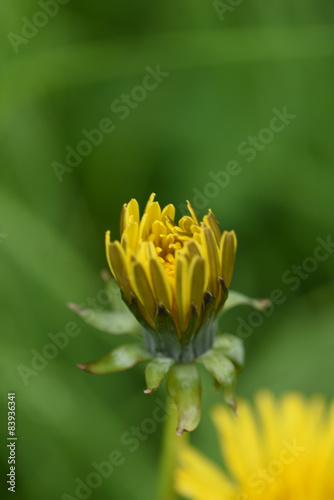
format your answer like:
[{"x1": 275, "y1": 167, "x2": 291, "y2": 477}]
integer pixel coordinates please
[{"x1": 157, "y1": 399, "x2": 183, "y2": 500}]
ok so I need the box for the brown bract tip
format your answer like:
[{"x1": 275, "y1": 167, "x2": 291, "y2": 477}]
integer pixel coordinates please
[
  {"x1": 176, "y1": 426, "x2": 185, "y2": 437},
  {"x1": 67, "y1": 303, "x2": 81, "y2": 313},
  {"x1": 76, "y1": 364, "x2": 87, "y2": 371},
  {"x1": 101, "y1": 269, "x2": 111, "y2": 282},
  {"x1": 256, "y1": 299, "x2": 272, "y2": 310}
]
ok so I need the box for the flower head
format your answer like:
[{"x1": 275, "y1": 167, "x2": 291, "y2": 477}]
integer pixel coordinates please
[
  {"x1": 72, "y1": 194, "x2": 270, "y2": 435},
  {"x1": 176, "y1": 391, "x2": 334, "y2": 498},
  {"x1": 105, "y1": 193, "x2": 237, "y2": 361}
]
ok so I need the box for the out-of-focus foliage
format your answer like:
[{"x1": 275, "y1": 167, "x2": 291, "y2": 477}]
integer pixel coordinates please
[{"x1": 1, "y1": 1, "x2": 334, "y2": 498}]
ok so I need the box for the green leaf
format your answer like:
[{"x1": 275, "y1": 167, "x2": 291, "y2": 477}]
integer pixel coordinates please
[
  {"x1": 144, "y1": 357, "x2": 175, "y2": 394},
  {"x1": 213, "y1": 334, "x2": 244, "y2": 371},
  {"x1": 167, "y1": 363, "x2": 201, "y2": 436},
  {"x1": 197, "y1": 348, "x2": 237, "y2": 413},
  {"x1": 221, "y1": 290, "x2": 271, "y2": 314},
  {"x1": 68, "y1": 303, "x2": 141, "y2": 336},
  {"x1": 77, "y1": 343, "x2": 151, "y2": 374}
]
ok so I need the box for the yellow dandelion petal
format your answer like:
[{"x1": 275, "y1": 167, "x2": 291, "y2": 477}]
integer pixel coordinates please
[
  {"x1": 119, "y1": 204, "x2": 127, "y2": 236},
  {"x1": 140, "y1": 240, "x2": 156, "y2": 260},
  {"x1": 175, "y1": 254, "x2": 190, "y2": 333},
  {"x1": 187, "y1": 200, "x2": 200, "y2": 225},
  {"x1": 176, "y1": 392, "x2": 334, "y2": 500},
  {"x1": 179, "y1": 216, "x2": 194, "y2": 234},
  {"x1": 149, "y1": 258, "x2": 173, "y2": 312},
  {"x1": 161, "y1": 203, "x2": 176, "y2": 222},
  {"x1": 105, "y1": 230, "x2": 112, "y2": 273},
  {"x1": 189, "y1": 256, "x2": 208, "y2": 313},
  {"x1": 165, "y1": 215, "x2": 176, "y2": 233},
  {"x1": 212, "y1": 401, "x2": 262, "y2": 484},
  {"x1": 220, "y1": 230, "x2": 237, "y2": 288},
  {"x1": 127, "y1": 198, "x2": 140, "y2": 223},
  {"x1": 201, "y1": 224, "x2": 220, "y2": 297},
  {"x1": 255, "y1": 390, "x2": 281, "y2": 457},
  {"x1": 151, "y1": 220, "x2": 167, "y2": 247},
  {"x1": 119, "y1": 198, "x2": 140, "y2": 236},
  {"x1": 139, "y1": 202, "x2": 161, "y2": 240},
  {"x1": 138, "y1": 212, "x2": 148, "y2": 241},
  {"x1": 121, "y1": 221, "x2": 138, "y2": 252},
  {"x1": 279, "y1": 393, "x2": 309, "y2": 444},
  {"x1": 193, "y1": 232, "x2": 201, "y2": 244},
  {"x1": 147, "y1": 201, "x2": 161, "y2": 226},
  {"x1": 203, "y1": 210, "x2": 221, "y2": 245},
  {"x1": 135, "y1": 240, "x2": 147, "y2": 265},
  {"x1": 132, "y1": 261, "x2": 156, "y2": 322},
  {"x1": 143, "y1": 192, "x2": 156, "y2": 215},
  {"x1": 176, "y1": 443, "x2": 235, "y2": 500},
  {"x1": 191, "y1": 224, "x2": 201, "y2": 235},
  {"x1": 107, "y1": 241, "x2": 132, "y2": 302},
  {"x1": 184, "y1": 240, "x2": 202, "y2": 259}
]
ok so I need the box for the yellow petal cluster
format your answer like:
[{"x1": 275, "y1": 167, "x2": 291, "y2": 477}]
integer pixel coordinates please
[
  {"x1": 176, "y1": 391, "x2": 334, "y2": 500},
  {"x1": 106, "y1": 193, "x2": 237, "y2": 335}
]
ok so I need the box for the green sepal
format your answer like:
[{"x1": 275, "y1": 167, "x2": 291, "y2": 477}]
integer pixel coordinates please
[
  {"x1": 125, "y1": 292, "x2": 156, "y2": 333},
  {"x1": 216, "y1": 277, "x2": 229, "y2": 312},
  {"x1": 197, "y1": 348, "x2": 237, "y2": 413},
  {"x1": 180, "y1": 304, "x2": 200, "y2": 362},
  {"x1": 144, "y1": 357, "x2": 175, "y2": 394},
  {"x1": 167, "y1": 363, "x2": 201, "y2": 436},
  {"x1": 77, "y1": 343, "x2": 151, "y2": 374},
  {"x1": 198, "y1": 291, "x2": 216, "y2": 328},
  {"x1": 213, "y1": 333, "x2": 244, "y2": 372},
  {"x1": 155, "y1": 304, "x2": 180, "y2": 357},
  {"x1": 182, "y1": 304, "x2": 199, "y2": 343},
  {"x1": 68, "y1": 303, "x2": 141, "y2": 336},
  {"x1": 143, "y1": 300, "x2": 218, "y2": 363},
  {"x1": 193, "y1": 291, "x2": 217, "y2": 356},
  {"x1": 221, "y1": 290, "x2": 271, "y2": 315}
]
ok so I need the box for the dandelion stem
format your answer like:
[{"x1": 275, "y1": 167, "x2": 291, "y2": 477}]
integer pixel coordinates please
[{"x1": 157, "y1": 399, "x2": 184, "y2": 500}]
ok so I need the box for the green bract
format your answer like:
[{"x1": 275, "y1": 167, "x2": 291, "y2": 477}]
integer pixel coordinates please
[{"x1": 71, "y1": 272, "x2": 270, "y2": 435}]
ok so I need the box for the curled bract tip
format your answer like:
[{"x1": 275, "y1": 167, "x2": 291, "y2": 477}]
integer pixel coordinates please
[
  {"x1": 176, "y1": 426, "x2": 185, "y2": 437},
  {"x1": 67, "y1": 302, "x2": 80, "y2": 313}
]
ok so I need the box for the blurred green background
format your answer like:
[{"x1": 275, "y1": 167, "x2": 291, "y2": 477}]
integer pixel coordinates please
[{"x1": 1, "y1": 1, "x2": 334, "y2": 498}]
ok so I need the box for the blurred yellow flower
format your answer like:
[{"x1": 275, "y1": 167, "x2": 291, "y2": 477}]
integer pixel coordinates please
[
  {"x1": 176, "y1": 391, "x2": 334, "y2": 499},
  {"x1": 105, "y1": 193, "x2": 237, "y2": 360}
]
